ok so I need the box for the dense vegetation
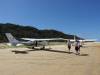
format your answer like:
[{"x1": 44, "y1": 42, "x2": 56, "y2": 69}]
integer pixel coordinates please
[{"x1": 0, "y1": 23, "x2": 83, "y2": 42}]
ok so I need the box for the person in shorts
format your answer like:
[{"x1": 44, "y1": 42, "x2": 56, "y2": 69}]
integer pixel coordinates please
[{"x1": 75, "y1": 40, "x2": 80, "y2": 55}]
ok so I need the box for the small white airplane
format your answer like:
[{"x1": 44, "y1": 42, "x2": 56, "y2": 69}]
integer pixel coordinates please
[{"x1": 5, "y1": 33, "x2": 64, "y2": 49}]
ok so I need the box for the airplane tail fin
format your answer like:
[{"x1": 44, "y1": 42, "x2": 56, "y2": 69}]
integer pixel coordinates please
[{"x1": 5, "y1": 33, "x2": 19, "y2": 46}]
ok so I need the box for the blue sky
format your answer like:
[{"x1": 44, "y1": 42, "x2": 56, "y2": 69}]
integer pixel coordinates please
[{"x1": 0, "y1": 0, "x2": 100, "y2": 40}]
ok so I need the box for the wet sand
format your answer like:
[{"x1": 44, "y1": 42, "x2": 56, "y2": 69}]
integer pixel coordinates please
[{"x1": 0, "y1": 43, "x2": 100, "y2": 75}]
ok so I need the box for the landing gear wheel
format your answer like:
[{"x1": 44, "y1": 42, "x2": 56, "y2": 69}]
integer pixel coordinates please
[{"x1": 32, "y1": 47, "x2": 34, "y2": 49}]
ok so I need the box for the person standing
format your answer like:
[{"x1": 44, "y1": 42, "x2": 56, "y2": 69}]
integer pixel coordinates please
[
  {"x1": 75, "y1": 40, "x2": 80, "y2": 55},
  {"x1": 67, "y1": 40, "x2": 71, "y2": 53}
]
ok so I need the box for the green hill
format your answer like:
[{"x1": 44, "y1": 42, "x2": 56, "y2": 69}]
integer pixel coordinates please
[{"x1": 0, "y1": 23, "x2": 83, "y2": 42}]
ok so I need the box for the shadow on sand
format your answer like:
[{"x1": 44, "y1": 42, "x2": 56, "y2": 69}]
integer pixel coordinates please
[
  {"x1": 79, "y1": 54, "x2": 89, "y2": 56},
  {"x1": 11, "y1": 48, "x2": 89, "y2": 56},
  {"x1": 43, "y1": 49, "x2": 73, "y2": 54},
  {"x1": 26, "y1": 48, "x2": 73, "y2": 54},
  {"x1": 12, "y1": 50, "x2": 28, "y2": 54}
]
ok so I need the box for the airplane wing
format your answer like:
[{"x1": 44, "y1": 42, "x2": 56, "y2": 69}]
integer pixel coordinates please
[{"x1": 21, "y1": 38, "x2": 64, "y2": 41}]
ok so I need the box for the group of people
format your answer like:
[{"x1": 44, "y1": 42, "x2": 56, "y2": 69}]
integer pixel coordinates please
[{"x1": 67, "y1": 40, "x2": 81, "y2": 55}]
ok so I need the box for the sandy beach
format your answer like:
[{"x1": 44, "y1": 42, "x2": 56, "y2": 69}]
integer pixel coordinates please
[{"x1": 0, "y1": 43, "x2": 100, "y2": 75}]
